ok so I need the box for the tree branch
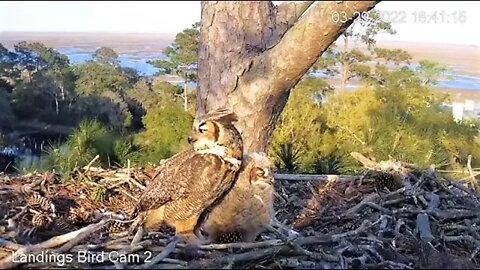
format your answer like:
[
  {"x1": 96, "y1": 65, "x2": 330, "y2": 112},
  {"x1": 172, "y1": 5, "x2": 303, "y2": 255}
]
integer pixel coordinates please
[
  {"x1": 274, "y1": 1, "x2": 315, "y2": 44},
  {"x1": 0, "y1": 220, "x2": 107, "y2": 269},
  {"x1": 258, "y1": 1, "x2": 379, "y2": 93}
]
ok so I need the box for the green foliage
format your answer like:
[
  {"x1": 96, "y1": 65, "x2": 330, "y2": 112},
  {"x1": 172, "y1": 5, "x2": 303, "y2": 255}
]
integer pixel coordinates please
[
  {"x1": 121, "y1": 67, "x2": 140, "y2": 85},
  {"x1": 76, "y1": 62, "x2": 130, "y2": 96},
  {"x1": 4, "y1": 42, "x2": 77, "y2": 124},
  {"x1": 270, "y1": 76, "x2": 333, "y2": 172},
  {"x1": 374, "y1": 48, "x2": 412, "y2": 65},
  {"x1": 66, "y1": 120, "x2": 115, "y2": 165},
  {"x1": 74, "y1": 93, "x2": 132, "y2": 131},
  {"x1": 163, "y1": 22, "x2": 200, "y2": 66},
  {"x1": 151, "y1": 22, "x2": 199, "y2": 73},
  {"x1": 75, "y1": 57, "x2": 134, "y2": 129},
  {"x1": 416, "y1": 59, "x2": 450, "y2": 86},
  {"x1": 92, "y1": 186, "x2": 107, "y2": 202},
  {"x1": 344, "y1": 10, "x2": 396, "y2": 48},
  {"x1": 125, "y1": 79, "x2": 189, "y2": 129},
  {"x1": 41, "y1": 120, "x2": 143, "y2": 181},
  {"x1": 15, "y1": 156, "x2": 48, "y2": 175},
  {"x1": 93, "y1": 46, "x2": 119, "y2": 66},
  {"x1": 14, "y1": 41, "x2": 70, "y2": 73},
  {"x1": 44, "y1": 143, "x2": 77, "y2": 182},
  {"x1": 150, "y1": 60, "x2": 177, "y2": 74},
  {"x1": 150, "y1": 22, "x2": 199, "y2": 111},
  {"x1": 113, "y1": 135, "x2": 143, "y2": 167},
  {"x1": 127, "y1": 80, "x2": 184, "y2": 113},
  {"x1": 0, "y1": 88, "x2": 14, "y2": 130},
  {"x1": 318, "y1": 85, "x2": 480, "y2": 171},
  {"x1": 272, "y1": 143, "x2": 302, "y2": 172},
  {"x1": 0, "y1": 43, "x2": 20, "y2": 84},
  {"x1": 314, "y1": 9, "x2": 397, "y2": 90},
  {"x1": 135, "y1": 105, "x2": 194, "y2": 163},
  {"x1": 1, "y1": 41, "x2": 196, "y2": 176},
  {"x1": 312, "y1": 151, "x2": 344, "y2": 175},
  {"x1": 272, "y1": 64, "x2": 480, "y2": 175}
]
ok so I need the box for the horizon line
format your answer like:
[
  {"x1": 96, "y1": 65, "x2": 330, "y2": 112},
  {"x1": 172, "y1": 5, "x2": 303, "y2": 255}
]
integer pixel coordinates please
[
  {"x1": 0, "y1": 31, "x2": 478, "y2": 48},
  {"x1": 0, "y1": 30, "x2": 177, "y2": 36}
]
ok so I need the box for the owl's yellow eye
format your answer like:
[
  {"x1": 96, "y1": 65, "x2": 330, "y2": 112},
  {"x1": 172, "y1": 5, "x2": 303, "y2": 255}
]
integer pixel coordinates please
[
  {"x1": 256, "y1": 169, "x2": 265, "y2": 177},
  {"x1": 199, "y1": 122, "x2": 208, "y2": 133}
]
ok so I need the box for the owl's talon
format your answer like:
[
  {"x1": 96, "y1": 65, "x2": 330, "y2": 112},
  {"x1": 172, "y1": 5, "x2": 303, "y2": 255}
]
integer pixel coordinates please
[
  {"x1": 177, "y1": 233, "x2": 201, "y2": 258},
  {"x1": 181, "y1": 233, "x2": 201, "y2": 246}
]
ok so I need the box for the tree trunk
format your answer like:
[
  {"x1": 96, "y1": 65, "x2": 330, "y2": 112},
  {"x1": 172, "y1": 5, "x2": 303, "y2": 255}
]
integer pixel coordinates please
[
  {"x1": 341, "y1": 35, "x2": 350, "y2": 91},
  {"x1": 55, "y1": 97, "x2": 59, "y2": 115},
  {"x1": 341, "y1": 63, "x2": 350, "y2": 92},
  {"x1": 59, "y1": 84, "x2": 65, "y2": 101},
  {"x1": 184, "y1": 79, "x2": 188, "y2": 111},
  {"x1": 197, "y1": 1, "x2": 379, "y2": 153}
]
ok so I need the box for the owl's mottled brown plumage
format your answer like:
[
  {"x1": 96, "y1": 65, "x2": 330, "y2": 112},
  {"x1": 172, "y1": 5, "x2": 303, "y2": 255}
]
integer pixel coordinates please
[
  {"x1": 203, "y1": 152, "x2": 275, "y2": 243},
  {"x1": 134, "y1": 108, "x2": 244, "y2": 247}
]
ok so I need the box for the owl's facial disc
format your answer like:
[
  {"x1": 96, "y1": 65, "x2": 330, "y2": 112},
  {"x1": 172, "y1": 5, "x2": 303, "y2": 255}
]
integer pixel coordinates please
[
  {"x1": 189, "y1": 121, "x2": 218, "y2": 150},
  {"x1": 192, "y1": 137, "x2": 218, "y2": 151},
  {"x1": 250, "y1": 167, "x2": 274, "y2": 190}
]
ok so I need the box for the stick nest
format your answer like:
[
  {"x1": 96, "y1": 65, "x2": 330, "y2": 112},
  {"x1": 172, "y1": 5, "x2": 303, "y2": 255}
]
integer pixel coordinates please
[{"x1": 1, "y1": 154, "x2": 480, "y2": 269}]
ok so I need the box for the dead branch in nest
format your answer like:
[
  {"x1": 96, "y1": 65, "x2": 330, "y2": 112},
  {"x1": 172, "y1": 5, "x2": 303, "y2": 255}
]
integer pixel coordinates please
[
  {"x1": 444, "y1": 176, "x2": 478, "y2": 198},
  {"x1": 344, "y1": 193, "x2": 380, "y2": 217},
  {"x1": 466, "y1": 154, "x2": 480, "y2": 192},
  {"x1": 0, "y1": 239, "x2": 24, "y2": 250},
  {"x1": 350, "y1": 152, "x2": 378, "y2": 169},
  {"x1": 136, "y1": 237, "x2": 179, "y2": 269},
  {"x1": 274, "y1": 173, "x2": 358, "y2": 182},
  {"x1": 1, "y1": 153, "x2": 480, "y2": 269},
  {"x1": 83, "y1": 155, "x2": 101, "y2": 173},
  {"x1": 0, "y1": 219, "x2": 108, "y2": 269},
  {"x1": 55, "y1": 220, "x2": 108, "y2": 253},
  {"x1": 442, "y1": 235, "x2": 480, "y2": 246},
  {"x1": 416, "y1": 213, "x2": 434, "y2": 242},
  {"x1": 214, "y1": 245, "x2": 288, "y2": 265},
  {"x1": 198, "y1": 239, "x2": 283, "y2": 250},
  {"x1": 367, "y1": 260, "x2": 414, "y2": 269}
]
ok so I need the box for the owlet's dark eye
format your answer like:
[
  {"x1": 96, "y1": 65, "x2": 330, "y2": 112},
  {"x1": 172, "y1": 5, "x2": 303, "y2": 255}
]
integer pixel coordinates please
[{"x1": 199, "y1": 122, "x2": 208, "y2": 133}]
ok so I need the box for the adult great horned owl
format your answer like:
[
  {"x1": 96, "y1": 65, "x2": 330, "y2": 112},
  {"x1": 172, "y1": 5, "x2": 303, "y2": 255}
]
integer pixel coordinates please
[
  {"x1": 133, "y1": 108, "x2": 243, "y2": 246},
  {"x1": 202, "y1": 152, "x2": 275, "y2": 243}
]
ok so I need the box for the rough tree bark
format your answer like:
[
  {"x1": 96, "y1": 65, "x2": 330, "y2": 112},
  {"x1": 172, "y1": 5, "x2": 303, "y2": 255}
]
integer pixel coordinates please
[{"x1": 197, "y1": 1, "x2": 380, "y2": 153}]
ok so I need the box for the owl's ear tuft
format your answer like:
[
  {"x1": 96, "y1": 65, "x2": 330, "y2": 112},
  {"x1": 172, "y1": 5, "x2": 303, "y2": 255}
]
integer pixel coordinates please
[
  {"x1": 205, "y1": 108, "x2": 238, "y2": 124},
  {"x1": 217, "y1": 112, "x2": 238, "y2": 125}
]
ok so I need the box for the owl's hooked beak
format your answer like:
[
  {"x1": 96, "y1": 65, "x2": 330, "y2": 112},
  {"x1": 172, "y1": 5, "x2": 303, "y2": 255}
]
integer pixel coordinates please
[
  {"x1": 263, "y1": 177, "x2": 274, "y2": 186},
  {"x1": 188, "y1": 136, "x2": 196, "y2": 145}
]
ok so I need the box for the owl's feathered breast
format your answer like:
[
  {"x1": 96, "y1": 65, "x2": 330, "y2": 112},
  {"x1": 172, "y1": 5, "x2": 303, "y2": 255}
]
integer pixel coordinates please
[{"x1": 137, "y1": 149, "x2": 236, "y2": 216}]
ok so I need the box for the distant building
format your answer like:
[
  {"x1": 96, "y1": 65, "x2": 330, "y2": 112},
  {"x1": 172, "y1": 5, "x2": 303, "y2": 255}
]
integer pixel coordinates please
[
  {"x1": 465, "y1": 99, "x2": 475, "y2": 111},
  {"x1": 446, "y1": 99, "x2": 480, "y2": 122},
  {"x1": 452, "y1": 102, "x2": 464, "y2": 122}
]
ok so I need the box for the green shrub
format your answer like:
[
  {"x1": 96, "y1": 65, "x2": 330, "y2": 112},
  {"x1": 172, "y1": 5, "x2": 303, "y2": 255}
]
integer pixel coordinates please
[{"x1": 134, "y1": 104, "x2": 194, "y2": 164}]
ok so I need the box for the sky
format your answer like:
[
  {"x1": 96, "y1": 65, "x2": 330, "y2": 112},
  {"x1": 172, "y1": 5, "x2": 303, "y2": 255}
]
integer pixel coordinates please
[{"x1": 0, "y1": 1, "x2": 479, "y2": 46}]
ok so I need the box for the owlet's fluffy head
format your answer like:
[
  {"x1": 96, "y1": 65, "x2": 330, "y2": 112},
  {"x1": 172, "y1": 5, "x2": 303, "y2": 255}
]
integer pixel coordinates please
[
  {"x1": 188, "y1": 108, "x2": 243, "y2": 163},
  {"x1": 241, "y1": 152, "x2": 275, "y2": 192}
]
